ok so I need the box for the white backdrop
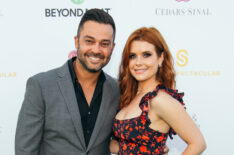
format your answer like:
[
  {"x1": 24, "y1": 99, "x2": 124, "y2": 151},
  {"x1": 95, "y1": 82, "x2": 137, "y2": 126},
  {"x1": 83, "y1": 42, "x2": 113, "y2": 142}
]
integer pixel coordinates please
[{"x1": 1, "y1": 0, "x2": 234, "y2": 154}]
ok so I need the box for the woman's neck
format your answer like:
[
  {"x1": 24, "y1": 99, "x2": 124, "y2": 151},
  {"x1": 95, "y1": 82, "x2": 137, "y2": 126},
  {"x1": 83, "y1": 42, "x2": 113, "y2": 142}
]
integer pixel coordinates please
[{"x1": 137, "y1": 79, "x2": 160, "y2": 94}]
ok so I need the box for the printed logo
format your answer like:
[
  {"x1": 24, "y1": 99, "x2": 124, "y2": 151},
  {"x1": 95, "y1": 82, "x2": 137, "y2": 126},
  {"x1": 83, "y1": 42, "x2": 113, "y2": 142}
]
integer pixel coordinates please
[
  {"x1": 175, "y1": 49, "x2": 220, "y2": 76},
  {"x1": 44, "y1": 0, "x2": 112, "y2": 18},
  {"x1": 176, "y1": 49, "x2": 188, "y2": 67},
  {"x1": 68, "y1": 50, "x2": 77, "y2": 59},
  {"x1": 156, "y1": 1, "x2": 212, "y2": 16},
  {"x1": 71, "y1": 0, "x2": 85, "y2": 5},
  {"x1": 45, "y1": 8, "x2": 111, "y2": 17},
  {"x1": 155, "y1": 8, "x2": 211, "y2": 16},
  {"x1": 176, "y1": 0, "x2": 190, "y2": 2},
  {"x1": 0, "y1": 72, "x2": 17, "y2": 78}
]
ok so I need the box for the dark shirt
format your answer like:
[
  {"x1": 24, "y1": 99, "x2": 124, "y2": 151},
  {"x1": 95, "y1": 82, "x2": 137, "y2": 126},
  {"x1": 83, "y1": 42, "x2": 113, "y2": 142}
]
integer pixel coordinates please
[{"x1": 68, "y1": 57, "x2": 106, "y2": 146}]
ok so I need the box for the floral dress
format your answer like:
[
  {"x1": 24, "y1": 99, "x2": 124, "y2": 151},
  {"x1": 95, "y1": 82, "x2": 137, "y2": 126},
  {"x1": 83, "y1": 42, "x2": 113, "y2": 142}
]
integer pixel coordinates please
[{"x1": 113, "y1": 84, "x2": 185, "y2": 155}]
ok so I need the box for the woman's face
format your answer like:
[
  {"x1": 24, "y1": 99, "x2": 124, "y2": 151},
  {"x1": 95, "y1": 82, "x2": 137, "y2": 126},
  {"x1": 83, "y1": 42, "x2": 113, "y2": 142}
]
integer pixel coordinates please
[{"x1": 129, "y1": 40, "x2": 163, "y2": 82}]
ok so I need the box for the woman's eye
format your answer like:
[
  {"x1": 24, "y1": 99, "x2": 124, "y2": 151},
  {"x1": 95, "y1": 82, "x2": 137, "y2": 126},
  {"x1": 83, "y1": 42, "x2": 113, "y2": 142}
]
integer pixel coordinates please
[
  {"x1": 129, "y1": 54, "x2": 136, "y2": 59},
  {"x1": 144, "y1": 53, "x2": 151, "y2": 58}
]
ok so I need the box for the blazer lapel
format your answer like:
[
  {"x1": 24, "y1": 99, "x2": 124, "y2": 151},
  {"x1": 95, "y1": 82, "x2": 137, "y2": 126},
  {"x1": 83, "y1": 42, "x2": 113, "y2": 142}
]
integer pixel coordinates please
[
  {"x1": 87, "y1": 79, "x2": 113, "y2": 151},
  {"x1": 57, "y1": 62, "x2": 86, "y2": 150}
]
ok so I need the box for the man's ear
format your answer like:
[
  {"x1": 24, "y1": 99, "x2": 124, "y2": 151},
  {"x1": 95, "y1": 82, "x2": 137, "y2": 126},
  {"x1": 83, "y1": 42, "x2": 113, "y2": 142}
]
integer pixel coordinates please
[
  {"x1": 74, "y1": 36, "x2": 78, "y2": 49},
  {"x1": 112, "y1": 43, "x2": 116, "y2": 51}
]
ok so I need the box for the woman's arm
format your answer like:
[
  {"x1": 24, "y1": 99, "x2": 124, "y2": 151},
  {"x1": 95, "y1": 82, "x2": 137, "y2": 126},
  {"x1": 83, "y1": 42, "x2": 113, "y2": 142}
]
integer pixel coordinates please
[
  {"x1": 151, "y1": 91, "x2": 206, "y2": 155},
  {"x1": 110, "y1": 139, "x2": 119, "y2": 154}
]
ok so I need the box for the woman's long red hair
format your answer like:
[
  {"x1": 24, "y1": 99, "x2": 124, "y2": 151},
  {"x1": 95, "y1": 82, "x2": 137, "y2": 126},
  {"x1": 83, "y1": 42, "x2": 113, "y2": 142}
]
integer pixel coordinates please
[{"x1": 119, "y1": 27, "x2": 176, "y2": 109}]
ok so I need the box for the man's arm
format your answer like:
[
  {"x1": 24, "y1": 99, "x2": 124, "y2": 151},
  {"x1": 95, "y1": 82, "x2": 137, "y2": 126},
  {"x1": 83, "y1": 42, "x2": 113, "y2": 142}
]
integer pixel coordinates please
[{"x1": 15, "y1": 77, "x2": 45, "y2": 155}]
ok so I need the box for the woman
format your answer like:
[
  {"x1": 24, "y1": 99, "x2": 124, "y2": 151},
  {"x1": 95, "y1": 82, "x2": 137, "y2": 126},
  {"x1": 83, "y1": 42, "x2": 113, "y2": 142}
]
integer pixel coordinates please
[{"x1": 110, "y1": 27, "x2": 206, "y2": 154}]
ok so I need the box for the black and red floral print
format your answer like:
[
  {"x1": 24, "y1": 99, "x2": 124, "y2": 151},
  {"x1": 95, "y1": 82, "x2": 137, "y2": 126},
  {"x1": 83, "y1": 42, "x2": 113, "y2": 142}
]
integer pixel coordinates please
[{"x1": 113, "y1": 84, "x2": 185, "y2": 155}]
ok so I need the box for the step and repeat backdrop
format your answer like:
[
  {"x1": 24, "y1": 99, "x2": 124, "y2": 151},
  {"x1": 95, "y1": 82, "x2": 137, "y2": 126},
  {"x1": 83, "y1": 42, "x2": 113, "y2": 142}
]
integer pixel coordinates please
[{"x1": 1, "y1": 0, "x2": 234, "y2": 154}]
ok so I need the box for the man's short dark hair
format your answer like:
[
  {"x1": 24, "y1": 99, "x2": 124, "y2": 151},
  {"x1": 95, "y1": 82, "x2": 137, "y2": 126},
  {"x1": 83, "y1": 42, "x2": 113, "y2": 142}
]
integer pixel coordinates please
[{"x1": 77, "y1": 8, "x2": 116, "y2": 42}]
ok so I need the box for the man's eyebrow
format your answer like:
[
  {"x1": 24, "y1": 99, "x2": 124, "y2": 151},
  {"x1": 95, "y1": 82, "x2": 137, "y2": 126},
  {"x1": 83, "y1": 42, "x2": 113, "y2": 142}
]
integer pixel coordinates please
[
  {"x1": 102, "y1": 39, "x2": 111, "y2": 42},
  {"x1": 83, "y1": 35, "x2": 94, "y2": 39},
  {"x1": 84, "y1": 35, "x2": 112, "y2": 43}
]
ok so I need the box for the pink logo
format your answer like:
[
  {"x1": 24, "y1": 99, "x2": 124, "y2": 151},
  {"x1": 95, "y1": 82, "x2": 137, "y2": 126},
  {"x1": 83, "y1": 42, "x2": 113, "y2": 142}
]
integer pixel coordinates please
[
  {"x1": 176, "y1": 0, "x2": 190, "y2": 2},
  {"x1": 68, "y1": 50, "x2": 77, "y2": 59}
]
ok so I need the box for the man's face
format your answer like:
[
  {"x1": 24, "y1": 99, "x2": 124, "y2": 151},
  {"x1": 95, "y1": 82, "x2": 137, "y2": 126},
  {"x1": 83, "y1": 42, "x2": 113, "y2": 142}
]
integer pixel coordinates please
[{"x1": 75, "y1": 20, "x2": 115, "y2": 73}]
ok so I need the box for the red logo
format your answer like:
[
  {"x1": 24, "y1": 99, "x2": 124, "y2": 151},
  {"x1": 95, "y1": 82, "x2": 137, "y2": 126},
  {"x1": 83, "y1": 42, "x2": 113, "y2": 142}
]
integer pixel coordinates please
[{"x1": 68, "y1": 50, "x2": 77, "y2": 59}]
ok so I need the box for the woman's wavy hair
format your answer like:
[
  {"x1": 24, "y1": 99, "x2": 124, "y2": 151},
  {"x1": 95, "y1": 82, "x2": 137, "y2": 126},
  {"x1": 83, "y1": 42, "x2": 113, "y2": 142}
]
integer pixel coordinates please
[{"x1": 118, "y1": 27, "x2": 176, "y2": 109}]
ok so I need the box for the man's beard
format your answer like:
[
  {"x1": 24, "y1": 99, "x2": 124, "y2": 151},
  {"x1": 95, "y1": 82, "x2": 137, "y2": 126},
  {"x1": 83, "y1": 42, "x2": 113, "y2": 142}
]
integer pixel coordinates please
[{"x1": 77, "y1": 49, "x2": 107, "y2": 73}]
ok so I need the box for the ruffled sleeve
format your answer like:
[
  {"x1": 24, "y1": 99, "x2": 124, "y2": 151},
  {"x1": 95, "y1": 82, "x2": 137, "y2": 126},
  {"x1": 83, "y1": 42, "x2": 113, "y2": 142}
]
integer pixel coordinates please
[{"x1": 140, "y1": 84, "x2": 186, "y2": 139}]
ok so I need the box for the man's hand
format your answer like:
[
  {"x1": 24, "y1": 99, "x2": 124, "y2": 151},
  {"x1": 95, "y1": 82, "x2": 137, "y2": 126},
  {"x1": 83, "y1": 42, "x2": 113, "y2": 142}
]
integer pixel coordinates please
[
  {"x1": 162, "y1": 145, "x2": 169, "y2": 155},
  {"x1": 109, "y1": 139, "x2": 119, "y2": 154}
]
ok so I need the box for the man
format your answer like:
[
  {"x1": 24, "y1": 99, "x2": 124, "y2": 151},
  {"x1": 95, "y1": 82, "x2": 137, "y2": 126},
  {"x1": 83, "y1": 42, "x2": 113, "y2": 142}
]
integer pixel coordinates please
[{"x1": 15, "y1": 9, "x2": 119, "y2": 155}]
